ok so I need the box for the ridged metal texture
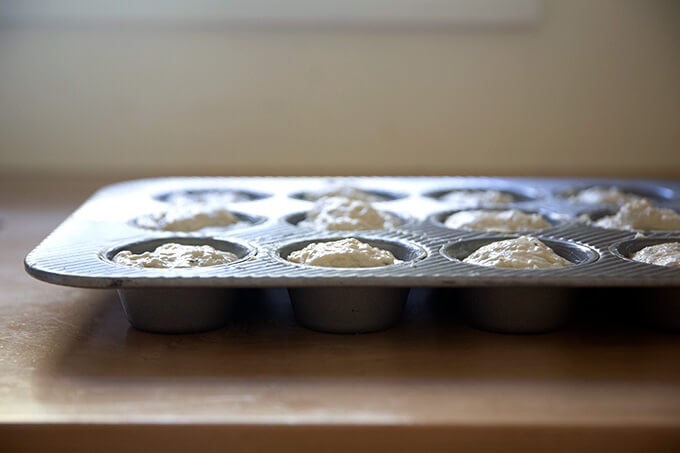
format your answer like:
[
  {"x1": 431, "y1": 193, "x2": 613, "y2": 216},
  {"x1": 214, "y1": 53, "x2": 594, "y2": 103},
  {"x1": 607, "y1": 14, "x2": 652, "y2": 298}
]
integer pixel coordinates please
[{"x1": 25, "y1": 177, "x2": 680, "y2": 289}]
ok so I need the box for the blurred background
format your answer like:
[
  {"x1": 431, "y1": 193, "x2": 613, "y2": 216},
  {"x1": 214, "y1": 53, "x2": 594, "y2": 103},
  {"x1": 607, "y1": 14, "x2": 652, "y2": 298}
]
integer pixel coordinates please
[{"x1": 0, "y1": 0, "x2": 678, "y2": 178}]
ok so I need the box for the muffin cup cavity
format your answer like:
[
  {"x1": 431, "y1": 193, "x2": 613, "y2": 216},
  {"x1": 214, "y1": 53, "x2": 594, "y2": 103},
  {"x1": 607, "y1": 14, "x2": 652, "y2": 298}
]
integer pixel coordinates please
[
  {"x1": 155, "y1": 188, "x2": 271, "y2": 204},
  {"x1": 453, "y1": 287, "x2": 574, "y2": 334},
  {"x1": 118, "y1": 287, "x2": 234, "y2": 334},
  {"x1": 441, "y1": 236, "x2": 599, "y2": 268},
  {"x1": 424, "y1": 186, "x2": 542, "y2": 205},
  {"x1": 278, "y1": 237, "x2": 427, "y2": 268},
  {"x1": 429, "y1": 208, "x2": 570, "y2": 233},
  {"x1": 576, "y1": 207, "x2": 618, "y2": 224},
  {"x1": 580, "y1": 205, "x2": 680, "y2": 233},
  {"x1": 289, "y1": 188, "x2": 406, "y2": 203},
  {"x1": 106, "y1": 236, "x2": 254, "y2": 269},
  {"x1": 278, "y1": 237, "x2": 425, "y2": 333},
  {"x1": 131, "y1": 210, "x2": 267, "y2": 233},
  {"x1": 557, "y1": 185, "x2": 675, "y2": 205},
  {"x1": 289, "y1": 287, "x2": 409, "y2": 333},
  {"x1": 284, "y1": 210, "x2": 410, "y2": 231},
  {"x1": 109, "y1": 237, "x2": 253, "y2": 333},
  {"x1": 440, "y1": 236, "x2": 595, "y2": 334},
  {"x1": 284, "y1": 212, "x2": 309, "y2": 228},
  {"x1": 611, "y1": 237, "x2": 680, "y2": 266}
]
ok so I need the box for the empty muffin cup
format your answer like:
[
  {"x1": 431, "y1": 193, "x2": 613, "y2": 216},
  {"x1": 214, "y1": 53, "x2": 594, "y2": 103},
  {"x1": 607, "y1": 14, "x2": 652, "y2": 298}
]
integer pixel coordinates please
[
  {"x1": 279, "y1": 237, "x2": 426, "y2": 333},
  {"x1": 442, "y1": 236, "x2": 598, "y2": 334},
  {"x1": 108, "y1": 237, "x2": 253, "y2": 333}
]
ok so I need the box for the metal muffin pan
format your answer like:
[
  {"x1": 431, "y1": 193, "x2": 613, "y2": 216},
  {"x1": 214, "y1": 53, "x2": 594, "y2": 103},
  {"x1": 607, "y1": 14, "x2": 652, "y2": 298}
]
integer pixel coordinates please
[{"x1": 25, "y1": 177, "x2": 680, "y2": 334}]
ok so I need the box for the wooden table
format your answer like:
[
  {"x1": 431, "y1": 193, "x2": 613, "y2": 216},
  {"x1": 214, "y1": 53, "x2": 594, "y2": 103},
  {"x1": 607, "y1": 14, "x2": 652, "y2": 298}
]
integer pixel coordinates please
[{"x1": 1, "y1": 174, "x2": 680, "y2": 452}]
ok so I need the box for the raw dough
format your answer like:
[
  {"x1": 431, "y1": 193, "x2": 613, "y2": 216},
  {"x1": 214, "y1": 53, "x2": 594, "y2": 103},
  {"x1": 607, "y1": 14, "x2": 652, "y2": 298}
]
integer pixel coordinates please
[
  {"x1": 304, "y1": 187, "x2": 385, "y2": 202},
  {"x1": 594, "y1": 200, "x2": 680, "y2": 231},
  {"x1": 299, "y1": 197, "x2": 400, "y2": 231},
  {"x1": 440, "y1": 190, "x2": 515, "y2": 208},
  {"x1": 444, "y1": 209, "x2": 551, "y2": 232},
  {"x1": 287, "y1": 238, "x2": 401, "y2": 268},
  {"x1": 136, "y1": 205, "x2": 239, "y2": 232},
  {"x1": 463, "y1": 236, "x2": 573, "y2": 269},
  {"x1": 113, "y1": 243, "x2": 239, "y2": 268},
  {"x1": 630, "y1": 243, "x2": 680, "y2": 268},
  {"x1": 568, "y1": 186, "x2": 644, "y2": 205}
]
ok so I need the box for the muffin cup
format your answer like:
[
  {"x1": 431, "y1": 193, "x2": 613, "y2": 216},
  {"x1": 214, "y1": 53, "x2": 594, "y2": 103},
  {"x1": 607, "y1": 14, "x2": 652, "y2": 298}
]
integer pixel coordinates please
[
  {"x1": 155, "y1": 188, "x2": 271, "y2": 203},
  {"x1": 118, "y1": 287, "x2": 234, "y2": 334},
  {"x1": 132, "y1": 210, "x2": 266, "y2": 233},
  {"x1": 424, "y1": 186, "x2": 541, "y2": 205},
  {"x1": 290, "y1": 188, "x2": 406, "y2": 202},
  {"x1": 284, "y1": 210, "x2": 408, "y2": 231},
  {"x1": 453, "y1": 287, "x2": 573, "y2": 334},
  {"x1": 429, "y1": 208, "x2": 568, "y2": 233},
  {"x1": 107, "y1": 237, "x2": 254, "y2": 333},
  {"x1": 611, "y1": 238, "x2": 680, "y2": 331},
  {"x1": 441, "y1": 236, "x2": 599, "y2": 266},
  {"x1": 288, "y1": 287, "x2": 409, "y2": 334},
  {"x1": 557, "y1": 184, "x2": 675, "y2": 205},
  {"x1": 442, "y1": 236, "x2": 598, "y2": 333},
  {"x1": 612, "y1": 237, "x2": 680, "y2": 264},
  {"x1": 279, "y1": 236, "x2": 426, "y2": 333}
]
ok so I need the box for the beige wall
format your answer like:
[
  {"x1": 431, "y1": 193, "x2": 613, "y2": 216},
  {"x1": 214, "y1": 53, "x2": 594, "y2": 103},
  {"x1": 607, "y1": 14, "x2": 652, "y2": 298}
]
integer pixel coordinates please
[{"x1": 0, "y1": 0, "x2": 678, "y2": 177}]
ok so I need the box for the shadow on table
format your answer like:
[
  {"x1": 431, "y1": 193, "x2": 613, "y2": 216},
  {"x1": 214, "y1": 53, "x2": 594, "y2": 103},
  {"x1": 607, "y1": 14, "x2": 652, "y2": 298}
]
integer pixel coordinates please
[{"x1": 34, "y1": 287, "x2": 680, "y2": 391}]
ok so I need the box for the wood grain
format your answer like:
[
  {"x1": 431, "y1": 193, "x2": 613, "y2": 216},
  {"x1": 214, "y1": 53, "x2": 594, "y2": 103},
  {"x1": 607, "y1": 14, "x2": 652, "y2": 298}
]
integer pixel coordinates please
[{"x1": 1, "y1": 174, "x2": 679, "y2": 451}]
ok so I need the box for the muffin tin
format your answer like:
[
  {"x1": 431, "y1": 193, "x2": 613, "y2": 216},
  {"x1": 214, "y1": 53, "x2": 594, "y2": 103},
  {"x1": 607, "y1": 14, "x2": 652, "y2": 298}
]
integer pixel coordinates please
[{"x1": 25, "y1": 177, "x2": 680, "y2": 334}]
